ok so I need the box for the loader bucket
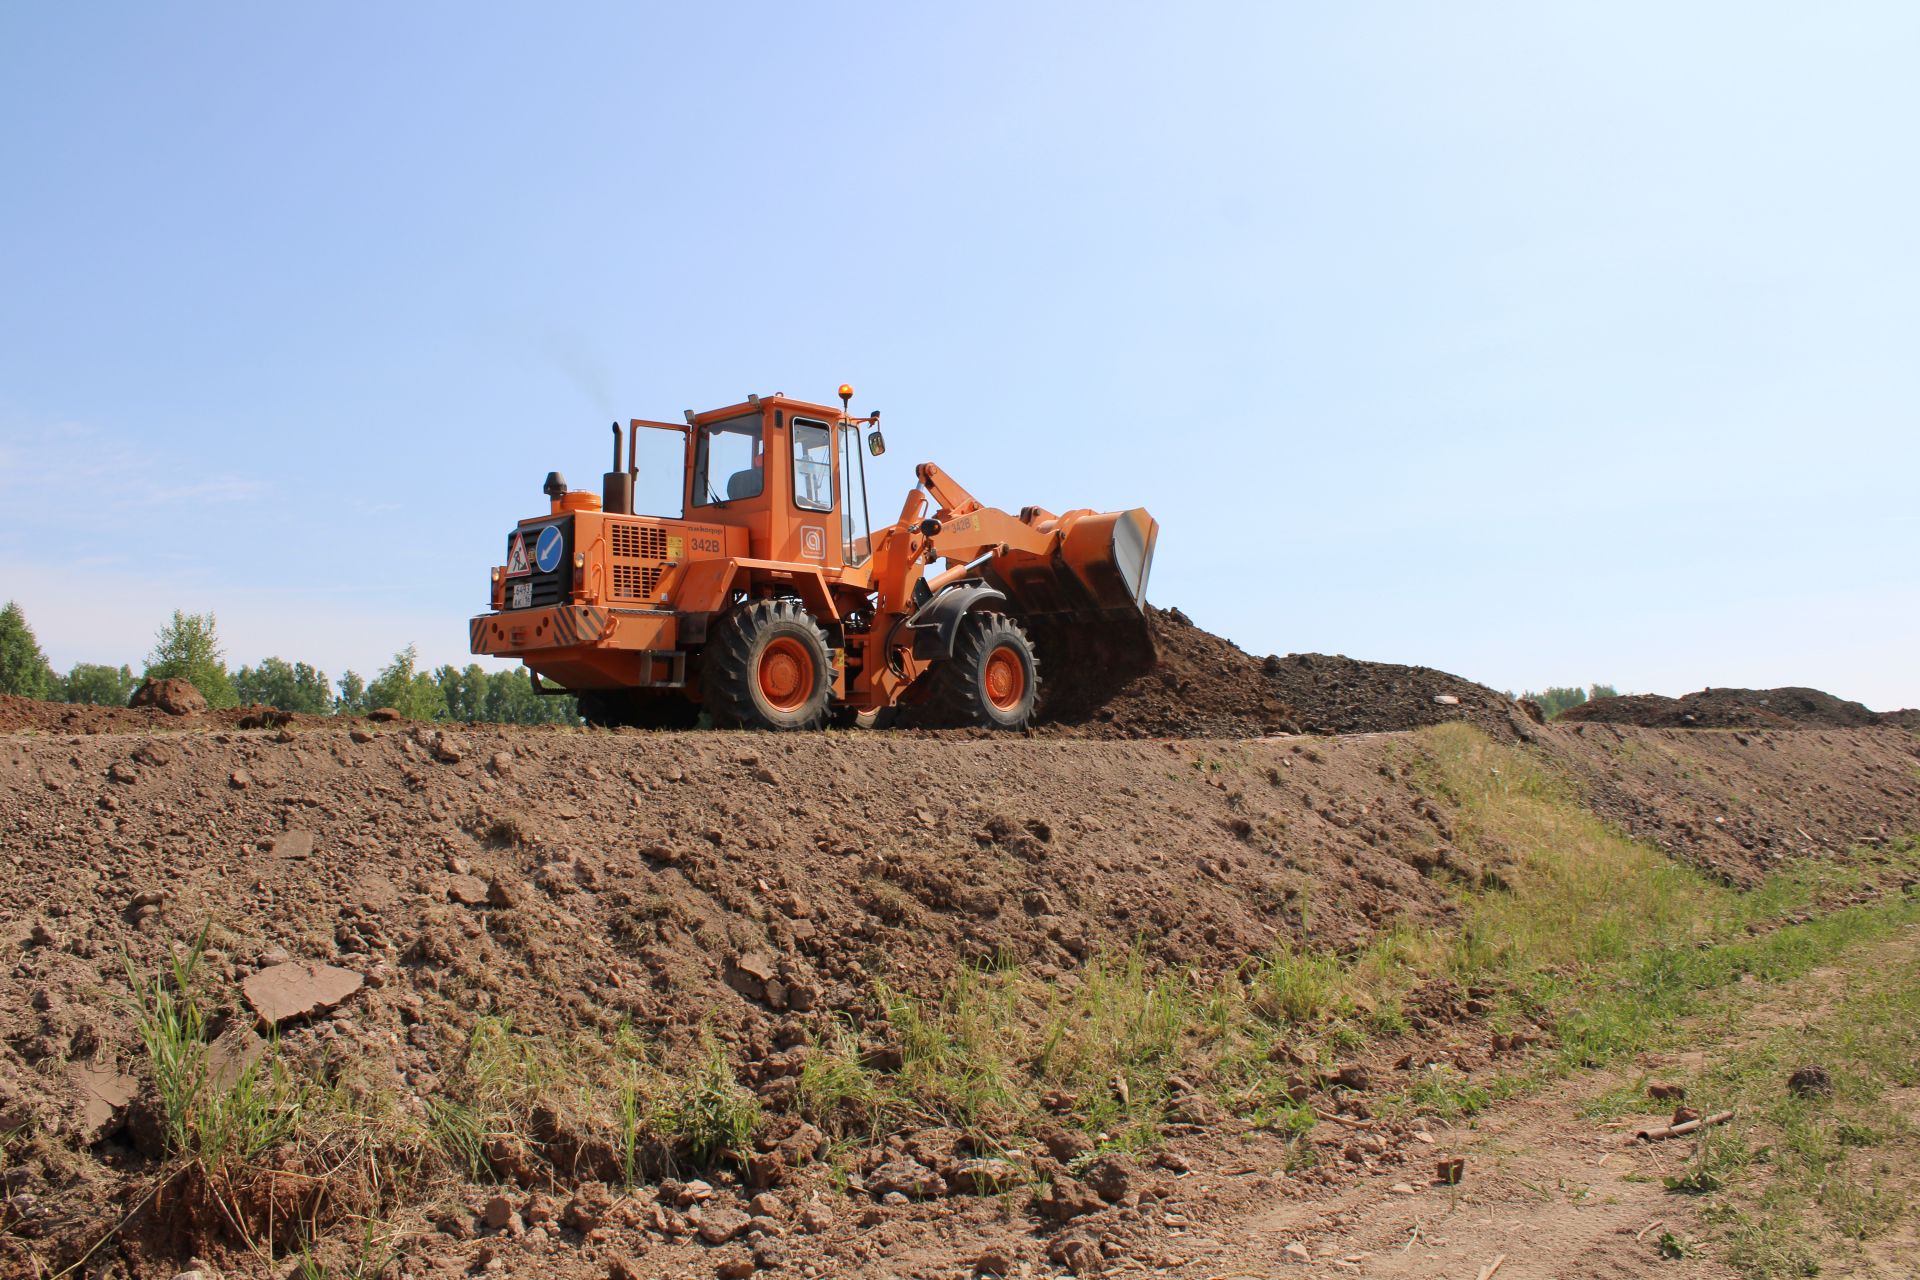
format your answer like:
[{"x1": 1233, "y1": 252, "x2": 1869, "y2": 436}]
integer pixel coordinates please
[{"x1": 987, "y1": 507, "x2": 1160, "y2": 703}]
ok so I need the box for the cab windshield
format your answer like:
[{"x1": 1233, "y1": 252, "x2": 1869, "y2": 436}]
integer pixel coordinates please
[{"x1": 692, "y1": 413, "x2": 763, "y2": 506}]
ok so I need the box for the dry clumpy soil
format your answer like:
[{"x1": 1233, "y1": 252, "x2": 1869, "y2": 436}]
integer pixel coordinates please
[
  {"x1": 2, "y1": 713, "x2": 1918, "y2": 1278},
  {"x1": 1564, "y1": 685, "x2": 1920, "y2": 731},
  {"x1": 2, "y1": 611, "x2": 1918, "y2": 1278},
  {"x1": 0, "y1": 693, "x2": 337, "y2": 737},
  {"x1": 1038, "y1": 606, "x2": 1532, "y2": 740}
]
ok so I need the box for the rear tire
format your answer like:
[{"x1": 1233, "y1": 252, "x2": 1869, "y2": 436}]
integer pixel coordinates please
[
  {"x1": 703, "y1": 598, "x2": 833, "y2": 731},
  {"x1": 918, "y1": 612, "x2": 1039, "y2": 730}
]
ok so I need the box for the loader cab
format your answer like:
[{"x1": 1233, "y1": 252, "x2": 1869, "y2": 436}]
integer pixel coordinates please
[{"x1": 686, "y1": 396, "x2": 877, "y2": 570}]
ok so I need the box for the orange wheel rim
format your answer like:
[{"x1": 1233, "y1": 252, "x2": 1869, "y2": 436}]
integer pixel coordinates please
[
  {"x1": 758, "y1": 637, "x2": 813, "y2": 712},
  {"x1": 984, "y1": 646, "x2": 1026, "y2": 710}
]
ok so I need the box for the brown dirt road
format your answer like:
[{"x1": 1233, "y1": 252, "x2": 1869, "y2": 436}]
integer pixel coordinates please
[{"x1": 1192, "y1": 921, "x2": 1920, "y2": 1280}]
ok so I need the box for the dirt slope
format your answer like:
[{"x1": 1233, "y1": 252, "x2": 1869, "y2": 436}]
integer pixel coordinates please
[
  {"x1": 2, "y1": 715, "x2": 1918, "y2": 1277},
  {"x1": 1555, "y1": 720, "x2": 1920, "y2": 881}
]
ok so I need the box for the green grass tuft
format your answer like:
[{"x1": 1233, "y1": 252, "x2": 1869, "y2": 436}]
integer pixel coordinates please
[{"x1": 125, "y1": 930, "x2": 306, "y2": 1170}]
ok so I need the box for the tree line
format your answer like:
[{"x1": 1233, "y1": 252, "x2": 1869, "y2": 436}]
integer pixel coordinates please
[
  {"x1": 1516, "y1": 683, "x2": 1620, "y2": 719},
  {"x1": 0, "y1": 601, "x2": 577, "y2": 724}
]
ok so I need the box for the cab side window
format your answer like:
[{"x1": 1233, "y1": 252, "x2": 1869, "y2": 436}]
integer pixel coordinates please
[{"x1": 792, "y1": 418, "x2": 833, "y2": 512}]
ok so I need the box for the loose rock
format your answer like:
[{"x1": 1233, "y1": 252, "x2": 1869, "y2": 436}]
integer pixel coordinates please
[
  {"x1": 698, "y1": 1205, "x2": 751, "y2": 1244},
  {"x1": 867, "y1": 1156, "x2": 946, "y2": 1200},
  {"x1": 448, "y1": 874, "x2": 491, "y2": 906},
  {"x1": 1788, "y1": 1065, "x2": 1834, "y2": 1099},
  {"x1": 241, "y1": 961, "x2": 364, "y2": 1026},
  {"x1": 1035, "y1": 1175, "x2": 1104, "y2": 1222},
  {"x1": 130, "y1": 678, "x2": 207, "y2": 716},
  {"x1": 68, "y1": 1059, "x2": 136, "y2": 1143}
]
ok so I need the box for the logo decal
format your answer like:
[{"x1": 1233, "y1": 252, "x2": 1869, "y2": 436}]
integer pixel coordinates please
[
  {"x1": 800, "y1": 526, "x2": 826, "y2": 560},
  {"x1": 505, "y1": 532, "x2": 531, "y2": 577},
  {"x1": 535, "y1": 526, "x2": 565, "y2": 573}
]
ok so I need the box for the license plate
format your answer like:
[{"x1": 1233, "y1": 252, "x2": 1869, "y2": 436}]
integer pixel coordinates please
[{"x1": 511, "y1": 581, "x2": 532, "y2": 609}]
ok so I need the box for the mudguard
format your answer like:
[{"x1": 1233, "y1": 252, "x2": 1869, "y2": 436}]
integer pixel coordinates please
[{"x1": 906, "y1": 581, "x2": 1007, "y2": 661}]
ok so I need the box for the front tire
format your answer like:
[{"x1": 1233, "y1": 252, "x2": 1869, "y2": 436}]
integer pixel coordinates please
[
  {"x1": 703, "y1": 598, "x2": 833, "y2": 731},
  {"x1": 918, "y1": 612, "x2": 1039, "y2": 730}
]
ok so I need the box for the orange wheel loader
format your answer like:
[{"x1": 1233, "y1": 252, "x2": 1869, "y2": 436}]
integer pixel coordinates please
[{"x1": 469, "y1": 386, "x2": 1158, "y2": 730}]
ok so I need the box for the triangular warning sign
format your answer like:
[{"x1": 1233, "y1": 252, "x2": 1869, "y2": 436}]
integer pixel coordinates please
[{"x1": 505, "y1": 531, "x2": 531, "y2": 576}]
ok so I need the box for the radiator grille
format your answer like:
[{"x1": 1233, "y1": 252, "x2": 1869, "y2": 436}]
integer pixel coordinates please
[
  {"x1": 611, "y1": 564, "x2": 665, "y2": 600},
  {"x1": 611, "y1": 523, "x2": 668, "y2": 561},
  {"x1": 608, "y1": 520, "x2": 669, "y2": 602}
]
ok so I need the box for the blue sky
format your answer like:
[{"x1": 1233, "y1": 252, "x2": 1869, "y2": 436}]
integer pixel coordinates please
[{"x1": 3, "y1": 3, "x2": 1915, "y2": 706}]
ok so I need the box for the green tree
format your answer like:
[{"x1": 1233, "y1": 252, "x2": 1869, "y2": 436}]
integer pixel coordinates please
[
  {"x1": 0, "y1": 601, "x2": 57, "y2": 699},
  {"x1": 434, "y1": 663, "x2": 490, "y2": 723},
  {"x1": 144, "y1": 610, "x2": 238, "y2": 708},
  {"x1": 365, "y1": 645, "x2": 445, "y2": 721},
  {"x1": 1520, "y1": 683, "x2": 1621, "y2": 719},
  {"x1": 233, "y1": 657, "x2": 333, "y2": 714},
  {"x1": 63, "y1": 663, "x2": 137, "y2": 706},
  {"x1": 335, "y1": 670, "x2": 367, "y2": 715},
  {"x1": 1524, "y1": 686, "x2": 1589, "y2": 719},
  {"x1": 481, "y1": 666, "x2": 578, "y2": 724}
]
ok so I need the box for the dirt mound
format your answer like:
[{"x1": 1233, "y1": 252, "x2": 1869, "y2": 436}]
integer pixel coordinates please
[
  {"x1": 1040, "y1": 606, "x2": 1526, "y2": 740},
  {"x1": 0, "y1": 693, "x2": 350, "y2": 735},
  {"x1": 1563, "y1": 686, "x2": 1918, "y2": 731},
  {"x1": 0, "y1": 693, "x2": 184, "y2": 734},
  {"x1": 2, "y1": 716, "x2": 1917, "y2": 1276},
  {"x1": 128, "y1": 676, "x2": 207, "y2": 716}
]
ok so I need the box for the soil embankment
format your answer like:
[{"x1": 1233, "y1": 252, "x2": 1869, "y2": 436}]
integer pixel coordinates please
[
  {"x1": 3, "y1": 610, "x2": 1918, "y2": 1278},
  {"x1": 3, "y1": 716, "x2": 1918, "y2": 1276}
]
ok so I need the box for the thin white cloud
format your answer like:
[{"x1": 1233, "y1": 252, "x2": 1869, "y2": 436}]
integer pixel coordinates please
[
  {"x1": 144, "y1": 476, "x2": 269, "y2": 504},
  {"x1": 0, "y1": 419, "x2": 266, "y2": 513}
]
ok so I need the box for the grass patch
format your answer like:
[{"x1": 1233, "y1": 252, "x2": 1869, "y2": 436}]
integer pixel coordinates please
[
  {"x1": 431, "y1": 1017, "x2": 760, "y2": 1179},
  {"x1": 1662, "y1": 946, "x2": 1920, "y2": 1276},
  {"x1": 1406, "y1": 1064, "x2": 1491, "y2": 1120},
  {"x1": 856, "y1": 729, "x2": 1917, "y2": 1159},
  {"x1": 657, "y1": 1037, "x2": 761, "y2": 1169},
  {"x1": 1409, "y1": 726, "x2": 1920, "y2": 1083},
  {"x1": 125, "y1": 933, "x2": 307, "y2": 1172},
  {"x1": 879, "y1": 947, "x2": 1195, "y2": 1146}
]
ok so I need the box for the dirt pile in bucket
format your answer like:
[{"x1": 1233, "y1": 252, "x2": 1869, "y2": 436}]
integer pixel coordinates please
[
  {"x1": 1562, "y1": 686, "x2": 1920, "y2": 731},
  {"x1": 1038, "y1": 606, "x2": 1528, "y2": 740}
]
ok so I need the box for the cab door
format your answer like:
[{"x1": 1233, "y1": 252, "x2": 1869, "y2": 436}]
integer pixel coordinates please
[
  {"x1": 778, "y1": 414, "x2": 840, "y2": 570},
  {"x1": 838, "y1": 421, "x2": 874, "y2": 565}
]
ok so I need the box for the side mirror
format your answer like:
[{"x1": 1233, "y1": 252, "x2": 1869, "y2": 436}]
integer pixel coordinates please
[{"x1": 867, "y1": 431, "x2": 886, "y2": 457}]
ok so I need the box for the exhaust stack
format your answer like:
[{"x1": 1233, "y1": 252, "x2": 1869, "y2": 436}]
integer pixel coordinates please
[{"x1": 603, "y1": 421, "x2": 634, "y2": 514}]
